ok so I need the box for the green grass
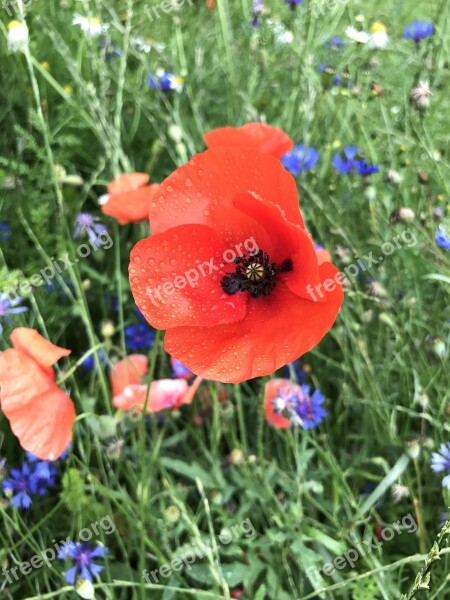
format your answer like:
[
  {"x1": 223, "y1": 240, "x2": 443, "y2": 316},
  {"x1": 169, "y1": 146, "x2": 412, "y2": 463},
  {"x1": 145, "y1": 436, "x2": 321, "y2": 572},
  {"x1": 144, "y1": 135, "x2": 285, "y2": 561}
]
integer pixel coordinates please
[{"x1": 1, "y1": 0, "x2": 450, "y2": 599}]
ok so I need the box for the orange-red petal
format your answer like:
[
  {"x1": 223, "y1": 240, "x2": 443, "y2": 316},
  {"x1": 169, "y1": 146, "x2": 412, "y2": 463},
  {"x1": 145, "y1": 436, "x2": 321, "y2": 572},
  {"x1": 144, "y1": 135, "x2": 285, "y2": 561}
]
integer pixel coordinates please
[
  {"x1": 203, "y1": 123, "x2": 294, "y2": 159},
  {"x1": 264, "y1": 379, "x2": 293, "y2": 429},
  {"x1": 148, "y1": 147, "x2": 305, "y2": 239},
  {"x1": 0, "y1": 349, "x2": 75, "y2": 460},
  {"x1": 233, "y1": 192, "x2": 323, "y2": 300},
  {"x1": 316, "y1": 247, "x2": 332, "y2": 264},
  {"x1": 107, "y1": 173, "x2": 150, "y2": 195},
  {"x1": 112, "y1": 378, "x2": 201, "y2": 412},
  {"x1": 164, "y1": 262, "x2": 343, "y2": 383},
  {"x1": 110, "y1": 354, "x2": 149, "y2": 397},
  {"x1": 10, "y1": 327, "x2": 71, "y2": 373},
  {"x1": 129, "y1": 224, "x2": 249, "y2": 330},
  {"x1": 177, "y1": 375, "x2": 203, "y2": 407},
  {"x1": 102, "y1": 184, "x2": 160, "y2": 225}
]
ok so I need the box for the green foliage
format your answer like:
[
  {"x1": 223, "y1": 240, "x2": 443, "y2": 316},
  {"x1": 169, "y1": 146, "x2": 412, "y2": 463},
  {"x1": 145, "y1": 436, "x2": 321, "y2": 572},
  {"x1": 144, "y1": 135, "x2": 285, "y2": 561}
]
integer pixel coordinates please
[{"x1": 60, "y1": 468, "x2": 89, "y2": 515}]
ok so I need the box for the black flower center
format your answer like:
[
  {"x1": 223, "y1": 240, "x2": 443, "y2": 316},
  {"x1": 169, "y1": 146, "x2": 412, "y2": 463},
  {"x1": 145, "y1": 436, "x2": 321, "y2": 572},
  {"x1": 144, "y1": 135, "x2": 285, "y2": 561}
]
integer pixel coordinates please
[{"x1": 221, "y1": 250, "x2": 292, "y2": 298}]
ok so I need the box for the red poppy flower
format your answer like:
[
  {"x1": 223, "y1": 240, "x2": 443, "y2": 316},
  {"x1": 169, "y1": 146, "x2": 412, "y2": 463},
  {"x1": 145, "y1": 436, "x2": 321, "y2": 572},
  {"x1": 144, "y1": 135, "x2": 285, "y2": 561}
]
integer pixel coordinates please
[
  {"x1": 203, "y1": 123, "x2": 294, "y2": 159},
  {"x1": 129, "y1": 146, "x2": 343, "y2": 383},
  {"x1": 264, "y1": 379, "x2": 294, "y2": 429},
  {"x1": 110, "y1": 354, "x2": 149, "y2": 397},
  {"x1": 0, "y1": 328, "x2": 75, "y2": 460},
  {"x1": 113, "y1": 377, "x2": 202, "y2": 412},
  {"x1": 101, "y1": 173, "x2": 160, "y2": 225}
]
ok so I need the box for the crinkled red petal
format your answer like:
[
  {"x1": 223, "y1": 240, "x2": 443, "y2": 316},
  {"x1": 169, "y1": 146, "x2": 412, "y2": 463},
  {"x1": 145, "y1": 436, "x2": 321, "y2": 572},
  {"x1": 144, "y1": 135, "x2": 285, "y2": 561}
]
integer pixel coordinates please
[
  {"x1": 0, "y1": 349, "x2": 75, "y2": 460},
  {"x1": 164, "y1": 262, "x2": 343, "y2": 383},
  {"x1": 129, "y1": 224, "x2": 249, "y2": 329}
]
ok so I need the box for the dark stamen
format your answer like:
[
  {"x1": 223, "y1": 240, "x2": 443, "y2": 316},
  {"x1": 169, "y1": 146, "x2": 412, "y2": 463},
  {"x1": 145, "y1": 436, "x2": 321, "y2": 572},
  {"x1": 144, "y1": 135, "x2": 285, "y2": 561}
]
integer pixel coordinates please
[{"x1": 221, "y1": 249, "x2": 293, "y2": 299}]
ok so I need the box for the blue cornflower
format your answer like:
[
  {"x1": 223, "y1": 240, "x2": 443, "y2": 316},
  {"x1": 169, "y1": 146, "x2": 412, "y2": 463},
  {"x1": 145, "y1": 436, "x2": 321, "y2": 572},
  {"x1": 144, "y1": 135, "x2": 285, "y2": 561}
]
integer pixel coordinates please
[
  {"x1": 2, "y1": 454, "x2": 61, "y2": 509},
  {"x1": 0, "y1": 221, "x2": 11, "y2": 241},
  {"x1": 125, "y1": 323, "x2": 155, "y2": 351},
  {"x1": 81, "y1": 348, "x2": 108, "y2": 371},
  {"x1": 73, "y1": 213, "x2": 108, "y2": 249},
  {"x1": 171, "y1": 357, "x2": 193, "y2": 379},
  {"x1": 325, "y1": 35, "x2": 345, "y2": 50},
  {"x1": 58, "y1": 541, "x2": 108, "y2": 584},
  {"x1": 332, "y1": 147, "x2": 379, "y2": 177},
  {"x1": 435, "y1": 226, "x2": 450, "y2": 250},
  {"x1": 404, "y1": 21, "x2": 434, "y2": 43},
  {"x1": 281, "y1": 144, "x2": 319, "y2": 176},
  {"x1": 431, "y1": 443, "x2": 450, "y2": 489},
  {"x1": 332, "y1": 146, "x2": 359, "y2": 174},
  {"x1": 148, "y1": 70, "x2": 183, "y2": 92},
  {"x1": 2, "y1": 463, "x2": 38, "y2": 509},
  {"x1": 25, "y1": 452, "x2": 58, "y2": 493},
  {"x1": 296, "y1": 386, "x2": 327, "y2": 429},
  {"x1": 251, "y1": 0, "x2": 264, "y2": 27},
  {"x1": 0, "y1": 292, "x2": 28, "y2": 335},
  {"x1": 272, "y1": 384, "x2": 327, "y2": 429},
  {"x1": 354, "y1": 159, "x2": 380, "y2": 176}
]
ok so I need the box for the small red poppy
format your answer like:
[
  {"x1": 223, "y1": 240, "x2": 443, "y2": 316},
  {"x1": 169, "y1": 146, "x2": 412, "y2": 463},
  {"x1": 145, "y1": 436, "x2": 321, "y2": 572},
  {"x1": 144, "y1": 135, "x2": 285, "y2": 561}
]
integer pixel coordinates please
[
  {"x1": 129, "y1": 146, "x2": 343, "y2": 383},
  {"x1": 101, "y1": 173, "x2": 160, "y2": 225},
  {"x1": 264, "y1": 379, "x2": 294, "y2": 429},
  {"x1": 0, "y1": 328, "x2": 75, "y2": 460},
  {"x1": 113, "y1": 377, "x2": 202, "y2": 412},
  {"x1": 203, "y1": 123, "x2": 294, "y2": 159},
  {"x1": 110, "y1": 354, "x2": 149, "y2": 397}
]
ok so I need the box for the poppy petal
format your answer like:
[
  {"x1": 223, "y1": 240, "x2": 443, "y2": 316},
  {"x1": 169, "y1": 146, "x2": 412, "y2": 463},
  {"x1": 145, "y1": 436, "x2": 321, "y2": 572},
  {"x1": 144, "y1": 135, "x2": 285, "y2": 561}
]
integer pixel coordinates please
[
  {"x1": 112, "y1": 384, "x2": 149, "y2": 411},
  {"x1": 0, "y1": 349, "x2": 75, "y2": 460},
  {"x1": 316, "y1": 247, "x2": 332, "y2": 264},
  {"x1": 177, "y1": 375, "x2": 203, "y2": 407},
  {"x1": 233, "y1": 192, "x2": 323, "y2": 300},
  {"x1": 110, "y1": 354, "x2": 149, "y2": 397},
  {"x1": 10, "y1": 327, "x2": 71, "y2": 370},
  {"x1": 148, "y1": 147, "x2": 305, "y2": 238},
  {"x1": 102, "y1": 184, "x2": 160, "y2": 225},
  {"x1": 113, "y1": 379, "x2": 190, "y2": 412},
  {"x1": 264, "y1": 379, "x2": 294, "y2": 429},
  {"x1": 129, "y1": 224, "x2": 248, "y2": 329},
  {"x1": 203, "y1": 123, "x2": 294, "y2": 159},
  {"x1": 107, "y1": 173, "x2": 150, "y2": 195},
  {"x1": 164, "y1": 262, "x2": 343, "y2": 383}
]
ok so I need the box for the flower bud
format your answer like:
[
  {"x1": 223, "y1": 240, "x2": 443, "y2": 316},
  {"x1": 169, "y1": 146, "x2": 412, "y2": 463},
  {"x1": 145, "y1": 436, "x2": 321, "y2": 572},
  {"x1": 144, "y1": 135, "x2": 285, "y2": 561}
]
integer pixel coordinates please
[
  {"x1": 390, "y1": 208, "x2": 415, "y2": 223},
  {"x1": 385, "y1": 169, "x2": 403, "y2": 184},
  {"x1": 101, "y1": 320, "x2": 115, "y2": 338},
  {"x1": 410, "y1": 81, "x2": 432, "y2": 110}
]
